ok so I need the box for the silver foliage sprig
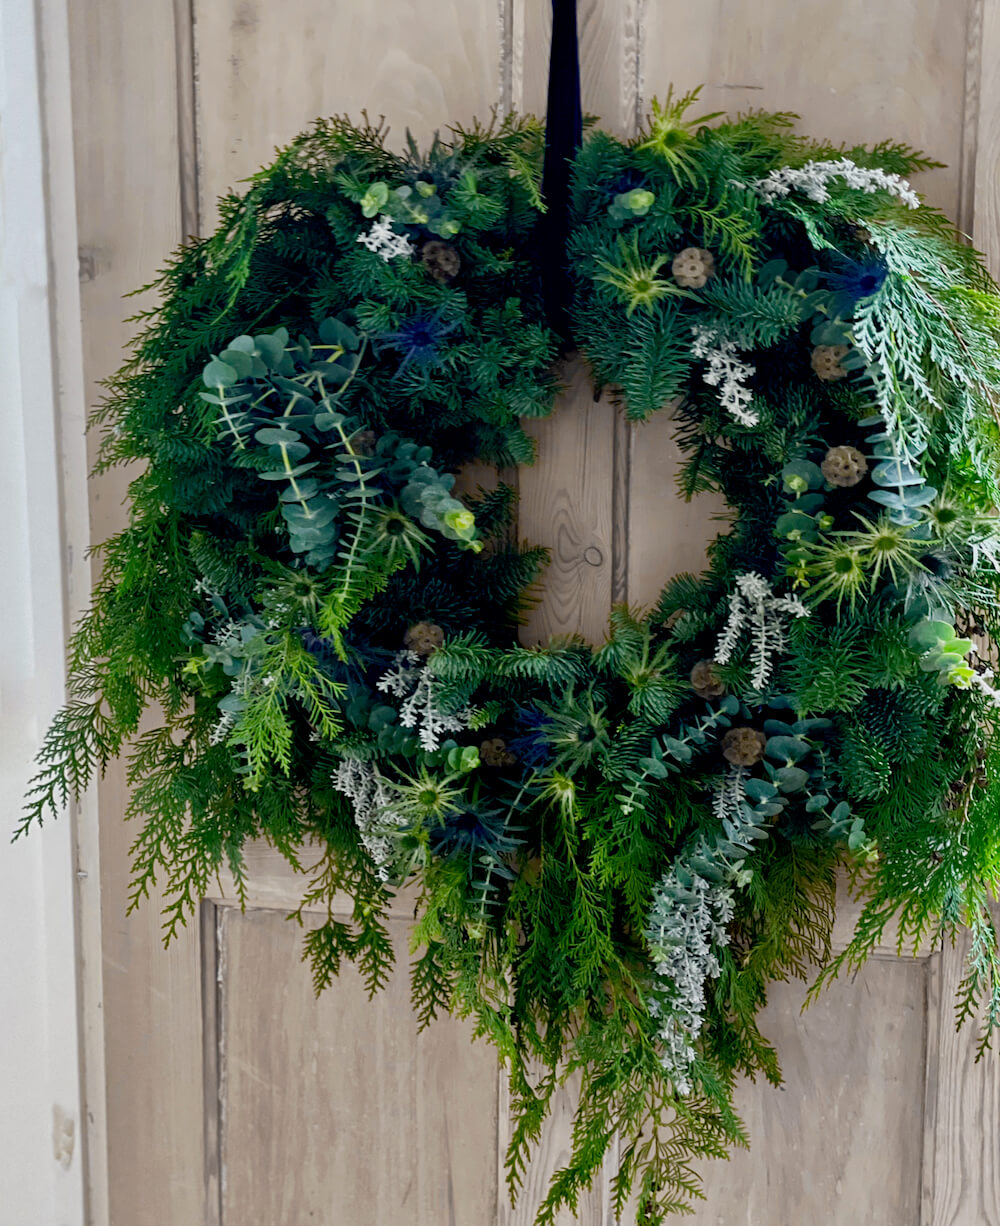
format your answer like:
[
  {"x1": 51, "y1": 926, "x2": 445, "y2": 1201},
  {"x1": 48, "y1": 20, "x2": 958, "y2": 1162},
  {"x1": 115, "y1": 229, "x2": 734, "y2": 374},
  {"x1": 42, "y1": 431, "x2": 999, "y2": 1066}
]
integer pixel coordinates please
[
  {"x1": 645, "y1": 767, "x2": 771, "y2": 1093},
  {"x1": 377, "y1": 650, "x2": 471, "y2": 751},
  {"x1": 748, "y1": 157, "x2": 920, "y2": 210},
  {"x1": 646, "y1": 872, "x2": 733, "y2": 1094},
  {"x1": 332, "y1": 758, "x2": 407, "y2": 881},
  {"x1": 715, "y1": 571, "x2": 809, "y2": 690},
  {"x1": 690, "y1": 324, "x2": 758, "y2": 427}
]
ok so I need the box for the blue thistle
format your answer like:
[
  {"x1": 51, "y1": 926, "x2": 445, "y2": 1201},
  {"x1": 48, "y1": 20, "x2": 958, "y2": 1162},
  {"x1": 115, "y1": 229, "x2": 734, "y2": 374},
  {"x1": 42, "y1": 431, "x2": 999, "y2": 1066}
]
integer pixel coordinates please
[
  {"x1": 376, "y1": 305, "x2": 459, "y2": 371},
  {"x1": 827, "y1": 256, "x2": 888, "y2": 302},
  {"x1": 509, "y1": 705, "x2": 554, "y2": 770},
  {"x1": 603, "y1": 169, "x2": 648, "y2": 199},
  {"x1": 428, "y1": 804, "x2": 523, "y2": 875}
]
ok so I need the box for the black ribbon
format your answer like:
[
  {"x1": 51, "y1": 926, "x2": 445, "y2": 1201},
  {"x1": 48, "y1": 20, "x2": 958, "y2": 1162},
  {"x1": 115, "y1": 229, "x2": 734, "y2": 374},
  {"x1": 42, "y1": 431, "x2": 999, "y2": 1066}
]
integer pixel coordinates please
[{"x1": 540, "y1": 0, "x2": 583, "y2": 339}]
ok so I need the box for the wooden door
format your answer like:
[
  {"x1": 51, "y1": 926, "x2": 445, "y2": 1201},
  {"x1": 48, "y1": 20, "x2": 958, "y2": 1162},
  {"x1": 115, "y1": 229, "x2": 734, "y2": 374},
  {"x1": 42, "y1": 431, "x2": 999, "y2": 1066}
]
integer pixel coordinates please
[{"x1": 70, "y1": 2, "x2": 1000, "y2": 1223}]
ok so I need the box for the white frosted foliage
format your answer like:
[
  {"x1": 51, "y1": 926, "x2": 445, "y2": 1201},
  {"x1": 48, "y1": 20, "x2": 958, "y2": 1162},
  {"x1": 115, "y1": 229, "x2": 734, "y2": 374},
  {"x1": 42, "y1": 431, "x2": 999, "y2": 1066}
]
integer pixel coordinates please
[
  {"x1": 332, "y1": 758, "x2": 406, "y2": 880},
  {"x1": 691, "y1": 324, "x2": 758, "y2": 427},
  {"x1": 356, "y1": 215, "x2": 415, "y2": 261},
  {"x1": 749, "y1": 157, "x2": 920, "y2": 209},
  {"x1": 715, "y1": 571, "x2": 809, "y2": 689},
  {"x1": 377, "y1": 650, "x2": 471, "y2": 751}
]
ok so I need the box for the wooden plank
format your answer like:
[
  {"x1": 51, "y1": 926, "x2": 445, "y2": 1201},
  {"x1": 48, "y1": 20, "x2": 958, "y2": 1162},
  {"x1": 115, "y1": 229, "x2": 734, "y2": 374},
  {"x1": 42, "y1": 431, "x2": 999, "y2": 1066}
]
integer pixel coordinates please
[
  {"x1": 193, "y1": 0, "x2": 504, "y2": 225},
  {"x1": 918, "y1": 13, "x2": 1000, "y2": 1215},
  {"x1": 918, "y1": 14, "x2": 1000, "y2": 1214},
  {"x1": 642, "y1": 0, "x2": 968, "y2": 215},
  {"x1": 502, "y1": 1072, "x2": 607, "y2": 1226},
  {"x1": 973, "y1": 0, "x2": 1000, "y2": 271},
  {"x1": 513, "y1": 0, "x2": 643, "y2": 133},
  {"x1": 513, "y1": 0, "x2": 645, "y2": 629},
  {"x1": 217, "y1": 907, "x2": 501, "y2": 1225},
  {"x1": 68, "y1": 0, "x2": 207, "y2": 1222},
  {"x1": 687, "y1": 958, "x2": 929, "y2": 1224},
  {"x1": 31, "y1": 0, "x2": 110, "y2": 1217},
  {"x1": 924, "y1": 929, "x2": 1000, "y2": 1223},
  {"x1": 519, "y1": 359, "x2": 616, "y2": 644},
  {"x1": 624, "y1": 412, "x2": 728, "y2": 611},
  {"x1": 209, "y1": 840, "x2": 418, "y2": 920}
]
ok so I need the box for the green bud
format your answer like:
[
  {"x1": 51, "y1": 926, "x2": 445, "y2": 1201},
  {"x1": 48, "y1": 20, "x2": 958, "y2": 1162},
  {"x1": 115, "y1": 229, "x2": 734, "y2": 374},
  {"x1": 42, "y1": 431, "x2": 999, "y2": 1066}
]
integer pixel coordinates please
[
  {"x1": 360, "y1": 181, "x2": 389, "y2": 217},
  {"x1": 622, "y1": 188, "x2": 654, "y2": 213},
  {"x1": 444, "y1": 509, "x2": 476, "y2": 537}
]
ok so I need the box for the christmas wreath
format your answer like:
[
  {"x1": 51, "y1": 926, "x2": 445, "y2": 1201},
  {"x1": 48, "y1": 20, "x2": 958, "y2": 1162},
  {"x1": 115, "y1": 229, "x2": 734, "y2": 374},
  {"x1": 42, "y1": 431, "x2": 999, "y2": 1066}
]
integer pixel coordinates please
[{"x1": 23, "y1": 92, "x2": 1000, "y2": 1223}]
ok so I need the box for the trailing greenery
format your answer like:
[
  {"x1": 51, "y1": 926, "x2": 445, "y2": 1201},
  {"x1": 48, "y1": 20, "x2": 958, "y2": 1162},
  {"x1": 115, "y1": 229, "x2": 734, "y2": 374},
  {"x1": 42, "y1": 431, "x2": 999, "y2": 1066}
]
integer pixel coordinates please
[
  {"x1": 559, "y1": 90, "x2": 1000, "y2": 1220},
  {"x1": 21, "y1": 96, "x2": 1000, "y2": 1223}
]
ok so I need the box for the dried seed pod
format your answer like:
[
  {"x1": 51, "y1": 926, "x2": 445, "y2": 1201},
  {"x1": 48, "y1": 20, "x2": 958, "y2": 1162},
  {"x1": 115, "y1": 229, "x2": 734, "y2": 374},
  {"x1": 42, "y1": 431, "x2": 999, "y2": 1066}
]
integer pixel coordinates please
[
  {"x1": 350, "y1": 428, "x2": 377, "y2": 456},
  {"x1": 821, "y1": 444, "x2": 868, "y2": 488},
  {"x1": 811, "y1": 344, "x2": 850, "y2": 382},
  {"x1": 671, "y1": 247, "x2": 716, "y2": 289},
  {"x1": 480, "y1": 737, "x2": 517, "y2": 767},
  {"x1": 721, "y1": 726, "x2": 767, "y2": 767},
  {"x1": 690, "y1": 659, "x2": 725, "y2": 698},
  {"x1": 420, "y1": 240, "x2": 461, "y2": 283},
  {"x1": 404, "y1": 621, "x2": 445, "y2": 657}
]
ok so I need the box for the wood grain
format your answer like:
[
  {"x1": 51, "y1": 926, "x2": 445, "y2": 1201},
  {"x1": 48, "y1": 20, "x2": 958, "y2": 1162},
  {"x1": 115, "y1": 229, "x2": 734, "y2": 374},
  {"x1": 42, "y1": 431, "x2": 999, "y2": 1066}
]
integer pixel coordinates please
[
  {"x1": 513, "y1": 0, "x2": 643, "y2": 133},
  {"x1": 686, "y1": 959, "x2": 929, "y2": 1225},
  {"x1": 68, "y1": 1, "x2": 207, "y2": 1223},
  {"x1": 519, "y1": 358, "x2": 615, "y2": 645},
  {"x1": 973, "y1": 0, "x2": 1000, "y2": 271},
  {"x1": 193, "y1": 0, "x2": 503, "y2": 224},
  {"x1": 217, "y1": 907, "x2": 501, "y2": 1225},
  {"x1": 642, "y1": 0, "x2": 968, "y2": 215},
  {"x1": 502, "y1": 1072, "x2": 608, "y2": 1226},
  {"x1": 924, "y1": 926, "x2": 1000, "y2": 1223},
  {"x1": 625, "y1": 412, "x2": 728, "y2": 611}
]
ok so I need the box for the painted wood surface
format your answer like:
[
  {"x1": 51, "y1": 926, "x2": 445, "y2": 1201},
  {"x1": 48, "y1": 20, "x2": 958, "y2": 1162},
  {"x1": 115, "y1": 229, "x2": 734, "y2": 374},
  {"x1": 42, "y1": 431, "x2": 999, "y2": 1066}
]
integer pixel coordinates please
[
  {"x1": 68, "y1": 1, "x2": 205, "y2": 1223},
  {"x1": 215, "y1": 907, "x2": 501, "y2": 1225},
  {"x1": 67, "y1": 0, "x2": 1000, "y2": 1222}
]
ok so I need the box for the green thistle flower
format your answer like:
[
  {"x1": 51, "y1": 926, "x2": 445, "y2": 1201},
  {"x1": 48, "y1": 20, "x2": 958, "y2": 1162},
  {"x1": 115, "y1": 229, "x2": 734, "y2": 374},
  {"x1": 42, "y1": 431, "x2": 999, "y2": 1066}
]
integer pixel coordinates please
[
  {"x1": 391, "y1": 766, "x2": 464, "y2": 824},
  {"x1": 840, "y1": 514, "x2": 928, "y2": 590},
  {"x1": 634, "y1": 86, "x2": 721, "y2": 185},
  {"x1": 594, "y1": 236, "x2": 693, "y2": 316},
  {"x1": 800, "y1": 538, "x2": 866, "y2": 612}
]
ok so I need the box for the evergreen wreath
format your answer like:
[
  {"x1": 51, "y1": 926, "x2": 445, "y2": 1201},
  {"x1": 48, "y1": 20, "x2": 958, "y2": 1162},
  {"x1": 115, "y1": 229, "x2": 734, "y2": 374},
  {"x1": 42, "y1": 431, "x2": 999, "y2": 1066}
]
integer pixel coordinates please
[{"x1": 21, "y1": 92, "x2": 1000, "y2": 1223}]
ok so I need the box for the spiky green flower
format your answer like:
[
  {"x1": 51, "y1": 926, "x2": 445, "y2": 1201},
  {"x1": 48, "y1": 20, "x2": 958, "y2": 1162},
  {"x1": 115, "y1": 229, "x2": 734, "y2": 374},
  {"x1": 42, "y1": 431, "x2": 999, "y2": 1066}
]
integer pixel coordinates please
[
  {"x1": 634, "y1": 86, "x2": 721, "y2": 184},
  {"x1": 594, "y1": 236, "x2": 692, "y2": 316},
  {"x1": 841, "y1": 514, "x2": 928, "y2": 590},
  {"x1": 800, "y1": 538, "x2": 867, "y2": 612},
  {"x1": 391, "y1": 766, "x2": 464, "y2": 824}
]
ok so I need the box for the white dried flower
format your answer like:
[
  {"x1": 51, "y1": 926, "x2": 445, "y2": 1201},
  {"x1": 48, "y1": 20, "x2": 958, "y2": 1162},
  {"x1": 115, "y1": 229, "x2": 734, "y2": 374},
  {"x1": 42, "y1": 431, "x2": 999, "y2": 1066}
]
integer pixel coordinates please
[
  {"x1": 377, "y1": 650, "x2": 471, "y2": 751},
  {"x1": 356, "y1": 215, "x2": 415, "y2": 261},
  {"x1": 332, "y1": 759, "x2": 406, "y2": 880},
  {"x1": 644, "y1": 768, "x2": 765, "y2": 1092},
  {"x1": 646, "y1": 871, "x2": 733, "y2": 1094},
  {"x1": 209, "y1": 709, "x2": 236, "y2": 746}
]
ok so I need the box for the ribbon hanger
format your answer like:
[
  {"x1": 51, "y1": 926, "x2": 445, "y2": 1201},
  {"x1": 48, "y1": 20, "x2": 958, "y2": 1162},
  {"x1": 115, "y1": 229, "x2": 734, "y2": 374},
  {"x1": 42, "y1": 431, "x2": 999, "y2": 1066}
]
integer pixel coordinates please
[{"x1": 540, "y1": 0, "x2": 583, "y2": 339}]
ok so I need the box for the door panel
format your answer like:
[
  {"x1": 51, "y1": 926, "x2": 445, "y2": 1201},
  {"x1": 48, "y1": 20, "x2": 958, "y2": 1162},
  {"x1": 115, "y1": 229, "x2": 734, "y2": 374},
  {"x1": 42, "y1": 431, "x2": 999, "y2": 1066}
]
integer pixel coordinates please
[
  {"x1": 689, "y1": 957, "x2": 930, "y2": 1224},
  {"x1": 212, "y1": 907, "x2": 500, "y2": 1225},
  {"x1": 69, "y1": 1, "x2": 1000, "y2": 1222}
]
